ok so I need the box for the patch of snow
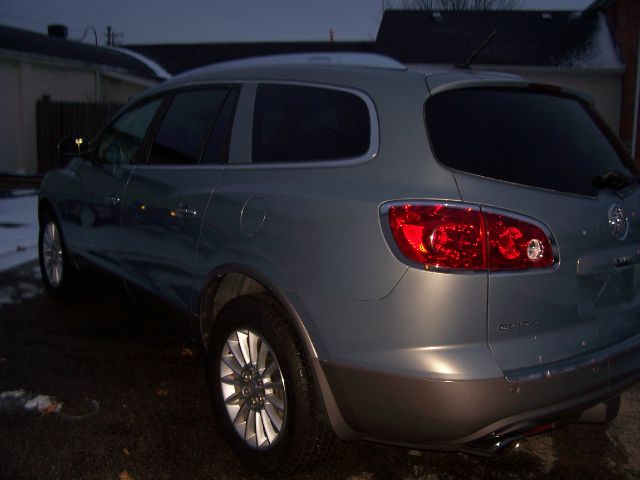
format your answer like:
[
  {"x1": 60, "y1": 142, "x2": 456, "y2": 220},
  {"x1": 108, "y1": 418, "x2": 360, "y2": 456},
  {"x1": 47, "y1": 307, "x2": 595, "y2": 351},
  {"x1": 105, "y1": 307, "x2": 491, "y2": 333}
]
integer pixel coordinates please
[
  {"x1": 0, "y1": 389, "x2": 27, "y2": 400},
  {"x1": 0, "y1": 286, "x2": 17, "y2": 305},
  {"x1": 0, "y1": 272, "x2": 42, "y2": 306},
  {"x1": 0, "y1": 194, "x2": 39, "y2": 272},
  {"x1": 560, "y1": 12, "x2": 623, "y2": 70},
  {"x1": 3, "y1": 188, "x2": 38, "y2": 198}
]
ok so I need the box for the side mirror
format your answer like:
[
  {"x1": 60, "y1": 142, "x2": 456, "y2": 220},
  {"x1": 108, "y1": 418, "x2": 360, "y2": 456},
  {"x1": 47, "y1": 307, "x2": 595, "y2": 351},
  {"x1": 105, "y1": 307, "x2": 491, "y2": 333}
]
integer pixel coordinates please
[{"x1": 57, "y1": 133, "x2": 92, "y2": 158}]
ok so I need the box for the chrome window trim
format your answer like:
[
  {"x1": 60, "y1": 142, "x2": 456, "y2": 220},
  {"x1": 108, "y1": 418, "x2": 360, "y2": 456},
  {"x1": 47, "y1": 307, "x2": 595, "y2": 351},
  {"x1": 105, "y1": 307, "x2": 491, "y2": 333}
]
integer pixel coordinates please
[
  {"x1": 226, "y1": 80, "x2": 380, "y2": 170},
  {"x1": 133, "y1": 79, "x2": 380, "y2": 170}
]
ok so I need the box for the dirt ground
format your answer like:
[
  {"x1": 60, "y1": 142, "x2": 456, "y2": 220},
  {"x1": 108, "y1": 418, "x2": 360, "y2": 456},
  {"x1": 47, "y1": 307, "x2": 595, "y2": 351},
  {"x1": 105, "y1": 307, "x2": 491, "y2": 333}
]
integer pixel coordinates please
[{"x1": 1, "y1": 261, "x2": 639, "y2": 480}]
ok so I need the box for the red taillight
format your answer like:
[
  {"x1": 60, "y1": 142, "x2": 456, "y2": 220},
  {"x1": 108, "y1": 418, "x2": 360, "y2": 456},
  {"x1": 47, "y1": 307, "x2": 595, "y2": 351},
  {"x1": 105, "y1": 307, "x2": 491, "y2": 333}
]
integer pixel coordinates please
[
  {"x1": 485, "y1": 213, "x2": 554, "y2": 270},
  {"x1": 387, "y1": 204, "x2": 554, "y2": 271},
  {"x1": 388, "y1": 205, "x2": 486, "y2": 270}
]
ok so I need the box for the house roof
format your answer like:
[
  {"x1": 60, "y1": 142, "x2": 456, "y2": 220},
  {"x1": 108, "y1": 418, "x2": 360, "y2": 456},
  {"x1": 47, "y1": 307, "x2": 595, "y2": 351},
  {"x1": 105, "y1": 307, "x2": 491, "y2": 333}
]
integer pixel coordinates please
[
  {"x1": 374, "y1": 9, "x2": 623, "y2": 70},
  {"x1": 127, "y1": 41, "x2": 374, "y2": 75},
  {"x1": 0, "y1": 24, "x2": 157, "y2": 78}
]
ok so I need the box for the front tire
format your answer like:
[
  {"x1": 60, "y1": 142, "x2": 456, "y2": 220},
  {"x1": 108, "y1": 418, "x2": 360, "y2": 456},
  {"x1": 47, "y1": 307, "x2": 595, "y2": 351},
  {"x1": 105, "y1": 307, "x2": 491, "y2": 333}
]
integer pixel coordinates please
[
  {"x1": 206, "y1": 294, "x2": 335, "y2": 474},
  {"x1": 38, "y1": 211, "x2": 81, "y2": 298}
]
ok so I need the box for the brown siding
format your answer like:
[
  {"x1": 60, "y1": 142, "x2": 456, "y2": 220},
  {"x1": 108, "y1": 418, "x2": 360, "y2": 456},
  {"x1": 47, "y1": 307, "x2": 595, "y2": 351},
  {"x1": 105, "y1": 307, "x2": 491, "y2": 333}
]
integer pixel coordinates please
[{"x1": 605, "y1": 0, "x2": 640, "y2": 164}]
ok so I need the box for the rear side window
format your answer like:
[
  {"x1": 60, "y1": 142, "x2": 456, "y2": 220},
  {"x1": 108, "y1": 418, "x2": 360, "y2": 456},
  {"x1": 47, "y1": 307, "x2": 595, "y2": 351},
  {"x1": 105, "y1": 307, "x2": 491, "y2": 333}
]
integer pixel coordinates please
[
  {"x1": 425, "y1": 89, "x2": 637, "y2": 197},
  {"x1": 252, "y1": 84, "x2": 370, "y2": 163},
  {"x1": 148, "y1": 89, "x2": 229, "y2": 165}
]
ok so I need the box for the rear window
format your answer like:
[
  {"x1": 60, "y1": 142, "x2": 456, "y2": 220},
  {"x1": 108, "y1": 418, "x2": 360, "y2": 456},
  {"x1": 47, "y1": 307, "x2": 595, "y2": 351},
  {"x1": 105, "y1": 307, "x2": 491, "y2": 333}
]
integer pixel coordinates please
[
  {"x1": 252, "y1": 84, "x2": 370, "y2": 163},
  {"x1": 425, "y1": 88, "x2": 637, "y2": 197}
]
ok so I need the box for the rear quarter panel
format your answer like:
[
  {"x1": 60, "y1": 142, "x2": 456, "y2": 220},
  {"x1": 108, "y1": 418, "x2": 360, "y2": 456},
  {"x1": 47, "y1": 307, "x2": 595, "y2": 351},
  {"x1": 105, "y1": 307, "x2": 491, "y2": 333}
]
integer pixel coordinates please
[{"x1": 193, "y1": 70, "x2": 462, "y2": 303}]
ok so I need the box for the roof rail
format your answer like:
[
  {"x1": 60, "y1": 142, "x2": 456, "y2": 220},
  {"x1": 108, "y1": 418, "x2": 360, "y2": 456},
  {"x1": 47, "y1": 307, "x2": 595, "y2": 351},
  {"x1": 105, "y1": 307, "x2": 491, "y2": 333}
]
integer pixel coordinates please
[{"x1": 204, "y1": 52, "x2": 407, "y2": 72}]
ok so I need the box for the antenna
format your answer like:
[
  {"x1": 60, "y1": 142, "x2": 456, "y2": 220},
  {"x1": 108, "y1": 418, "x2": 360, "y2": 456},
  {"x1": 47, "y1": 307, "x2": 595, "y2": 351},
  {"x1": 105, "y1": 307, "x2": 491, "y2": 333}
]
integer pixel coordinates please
[{"x1": 458, "y1": 30, "x2": 496, "y2": 69}]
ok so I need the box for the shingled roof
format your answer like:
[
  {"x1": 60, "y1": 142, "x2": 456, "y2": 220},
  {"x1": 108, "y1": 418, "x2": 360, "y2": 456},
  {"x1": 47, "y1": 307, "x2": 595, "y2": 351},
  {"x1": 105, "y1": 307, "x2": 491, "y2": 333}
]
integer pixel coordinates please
[
  {"x1": 127, "y1": 41, "x2": 373, "y2": 75},
  {"x1": 374, "y1": 9, "x2": 623, "y2": 70},
  {"x1": 0, "y1": 24, "x2": 157, "y2": 78}
]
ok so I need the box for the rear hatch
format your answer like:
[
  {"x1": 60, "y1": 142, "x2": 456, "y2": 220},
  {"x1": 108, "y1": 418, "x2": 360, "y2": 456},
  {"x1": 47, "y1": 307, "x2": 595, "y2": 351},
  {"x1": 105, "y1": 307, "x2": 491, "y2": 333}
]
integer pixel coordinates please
[{"x1": 424, "y1": 83, "x2": 640, "y2": 373}]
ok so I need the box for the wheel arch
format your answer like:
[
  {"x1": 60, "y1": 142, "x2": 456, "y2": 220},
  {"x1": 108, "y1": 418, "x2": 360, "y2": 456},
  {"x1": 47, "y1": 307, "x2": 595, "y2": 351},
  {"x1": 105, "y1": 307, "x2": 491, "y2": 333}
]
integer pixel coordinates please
[
  {"x1": 197, "y1": 263, "x2": 358, "y2": 441},
  {"x1": 197, "y1": 263, "x2": 315, "y2": 356},
  {"x1": 38, "y1": 196, "x2": 61, "y2": 226}
]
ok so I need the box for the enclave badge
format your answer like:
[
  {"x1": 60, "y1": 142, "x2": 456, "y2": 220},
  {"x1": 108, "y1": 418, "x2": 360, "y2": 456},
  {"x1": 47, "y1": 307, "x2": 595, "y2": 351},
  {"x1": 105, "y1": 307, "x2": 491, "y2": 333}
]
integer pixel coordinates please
[{"x1": 608, "y1": 203, "x2": 629, "y2": 241}]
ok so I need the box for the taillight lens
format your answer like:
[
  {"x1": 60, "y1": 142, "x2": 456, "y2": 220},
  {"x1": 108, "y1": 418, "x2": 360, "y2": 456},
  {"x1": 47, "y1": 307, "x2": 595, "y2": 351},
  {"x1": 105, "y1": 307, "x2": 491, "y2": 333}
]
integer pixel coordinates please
[
  {"x1": 485, "y1": 212, "x2": 554, "y2": 270},
  {"x1": 388, "y1": 205, "x2": 486, "y2": 270},
  {"x1": 387, "y1": 204, "x2": 554, "y2": 271}
]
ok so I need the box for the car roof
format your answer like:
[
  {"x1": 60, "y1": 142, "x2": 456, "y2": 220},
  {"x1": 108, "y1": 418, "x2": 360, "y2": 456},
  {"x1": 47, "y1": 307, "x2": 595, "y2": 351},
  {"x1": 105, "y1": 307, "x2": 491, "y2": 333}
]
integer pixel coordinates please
[
  {"x1": 153, "y1": 53, "x2": 425, "y2": 89},
  {"x1": 137, "y1": 52, "x2": 591, "y2": 105},
  {"x1": 155, "y1": 52, "x2": 520, "y2": 87}
]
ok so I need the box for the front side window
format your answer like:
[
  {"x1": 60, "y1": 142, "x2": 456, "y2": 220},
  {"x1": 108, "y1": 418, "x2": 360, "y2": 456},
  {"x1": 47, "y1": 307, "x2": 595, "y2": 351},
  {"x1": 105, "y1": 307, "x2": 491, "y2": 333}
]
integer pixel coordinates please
[
  {"x1": 147, "y1": 89, "x2": 230, "y2": 165},
  {"x1": 252, "y1": 84, "x2": 371, "y2": 164},
  {"x1": 201, "y1": 89, "x2": 238, "y2": 164},
  {"x1": 97, "y1": 98, "x2": 162, "y2": 165}
]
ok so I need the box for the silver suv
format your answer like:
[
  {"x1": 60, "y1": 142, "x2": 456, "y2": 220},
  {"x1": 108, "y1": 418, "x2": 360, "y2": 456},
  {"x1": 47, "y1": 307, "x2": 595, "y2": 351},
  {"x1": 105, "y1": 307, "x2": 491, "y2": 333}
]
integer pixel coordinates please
[{"x1": 39, "y1": 53, "x2": 640, "y2": 473}]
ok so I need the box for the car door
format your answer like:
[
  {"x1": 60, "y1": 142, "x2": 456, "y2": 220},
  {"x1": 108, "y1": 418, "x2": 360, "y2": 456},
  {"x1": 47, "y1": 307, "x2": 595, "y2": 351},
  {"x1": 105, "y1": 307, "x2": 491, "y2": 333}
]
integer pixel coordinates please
[
  {"x1": 71, "y1": 97, "x2": 163, "y2": 274},
  {"x1": 120, "y1": 86, "x2": 237, "y2": 313}
]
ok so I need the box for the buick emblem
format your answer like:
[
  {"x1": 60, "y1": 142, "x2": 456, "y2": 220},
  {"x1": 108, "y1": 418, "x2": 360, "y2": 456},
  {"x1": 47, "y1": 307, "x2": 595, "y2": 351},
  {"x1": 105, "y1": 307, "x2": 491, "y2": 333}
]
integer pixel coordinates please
[{"x1": 608, "y1": 203, "x2": 629, "y2": 241}]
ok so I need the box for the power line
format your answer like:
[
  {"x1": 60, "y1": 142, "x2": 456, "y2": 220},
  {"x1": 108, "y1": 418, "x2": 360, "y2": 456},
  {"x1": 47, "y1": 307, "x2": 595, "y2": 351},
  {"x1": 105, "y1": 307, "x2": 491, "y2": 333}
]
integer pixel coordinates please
[{"x1": 77, "y1": 26, "x2": 98, "y2": 46}]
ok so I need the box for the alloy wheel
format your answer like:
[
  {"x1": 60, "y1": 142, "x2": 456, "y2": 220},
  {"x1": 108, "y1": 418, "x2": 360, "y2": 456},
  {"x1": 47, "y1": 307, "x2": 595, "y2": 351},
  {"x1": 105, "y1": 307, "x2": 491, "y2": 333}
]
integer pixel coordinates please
[
  {"x1": 219, "y1": 328, "x2": 287, "y2": 450},
  {"x1": 42, "y1": 222, "x2": 64, "y2": 287}
]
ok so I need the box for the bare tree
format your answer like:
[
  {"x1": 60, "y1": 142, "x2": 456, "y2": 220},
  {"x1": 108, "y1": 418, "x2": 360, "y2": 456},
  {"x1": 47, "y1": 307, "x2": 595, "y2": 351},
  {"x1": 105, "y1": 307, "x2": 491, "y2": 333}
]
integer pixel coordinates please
[{"x1": 393, "y1": 0, "x2": 521, "y2": 10}]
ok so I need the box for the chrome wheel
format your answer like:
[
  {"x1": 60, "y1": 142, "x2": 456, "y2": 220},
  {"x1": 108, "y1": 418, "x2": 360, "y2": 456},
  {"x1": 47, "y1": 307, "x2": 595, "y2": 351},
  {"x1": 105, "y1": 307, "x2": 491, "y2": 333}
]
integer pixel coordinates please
[
  {"x1": 220, "y1": 328, "x2": 287, "y2": 450},
  {"x1": 42, "y1": 222, "x2": 64, "y2": 287}
]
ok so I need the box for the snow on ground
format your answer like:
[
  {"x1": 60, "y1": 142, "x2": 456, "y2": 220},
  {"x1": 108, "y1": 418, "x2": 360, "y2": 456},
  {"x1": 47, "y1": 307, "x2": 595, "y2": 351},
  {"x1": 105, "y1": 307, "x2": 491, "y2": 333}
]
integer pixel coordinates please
[
  {"x1": 560, "y1": 12, "x2": 624, "y2": 70},
  {"x1": 0, "y1": 192, "x2": 39, "y2": 272}
]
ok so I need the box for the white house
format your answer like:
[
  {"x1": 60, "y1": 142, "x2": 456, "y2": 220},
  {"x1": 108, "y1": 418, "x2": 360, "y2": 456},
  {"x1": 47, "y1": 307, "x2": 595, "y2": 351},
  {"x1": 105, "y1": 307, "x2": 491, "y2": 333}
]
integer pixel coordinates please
[{"x1": 0, "y1": 25, "x2": 164, "y2": 175}]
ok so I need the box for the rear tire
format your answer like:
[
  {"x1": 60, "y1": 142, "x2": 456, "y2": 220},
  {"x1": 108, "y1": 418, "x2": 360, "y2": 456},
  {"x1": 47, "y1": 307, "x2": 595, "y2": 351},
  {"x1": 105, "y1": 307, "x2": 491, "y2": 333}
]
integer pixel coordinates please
[
  {"x1": 206, "y1": 294, "x2": 335, "y2": 474},
  {"x1": 38, "y1": 211, "x2": 81, "y2": 299}
]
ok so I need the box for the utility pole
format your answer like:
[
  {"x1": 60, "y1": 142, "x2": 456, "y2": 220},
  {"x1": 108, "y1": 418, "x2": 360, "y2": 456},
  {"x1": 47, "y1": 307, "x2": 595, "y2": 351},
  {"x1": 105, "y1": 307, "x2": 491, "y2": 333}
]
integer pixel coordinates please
[{"x1": 105, "y1": 25, "x2": 112, "y2": 45}]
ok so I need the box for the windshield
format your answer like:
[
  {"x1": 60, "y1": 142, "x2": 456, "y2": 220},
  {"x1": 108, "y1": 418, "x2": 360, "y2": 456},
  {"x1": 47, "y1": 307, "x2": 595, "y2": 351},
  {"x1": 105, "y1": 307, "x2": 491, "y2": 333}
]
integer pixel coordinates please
[{"x1": 425, "y1": 88, "x2": 638, "y2": 197}]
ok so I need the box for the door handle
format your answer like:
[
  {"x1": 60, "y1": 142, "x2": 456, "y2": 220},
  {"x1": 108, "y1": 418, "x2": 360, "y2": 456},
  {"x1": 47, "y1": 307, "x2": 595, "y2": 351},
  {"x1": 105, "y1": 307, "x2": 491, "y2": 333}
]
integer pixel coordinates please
[{"x1": 173, "y1": 205, "x2": 197, "y2": 218}]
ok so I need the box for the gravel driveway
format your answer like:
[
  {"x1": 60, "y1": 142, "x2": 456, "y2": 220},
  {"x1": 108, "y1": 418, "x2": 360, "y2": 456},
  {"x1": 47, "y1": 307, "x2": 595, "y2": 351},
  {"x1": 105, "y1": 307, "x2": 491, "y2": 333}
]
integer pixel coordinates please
[{"x1": 1, "y1": 261, "x2": 639, "y2": 480}]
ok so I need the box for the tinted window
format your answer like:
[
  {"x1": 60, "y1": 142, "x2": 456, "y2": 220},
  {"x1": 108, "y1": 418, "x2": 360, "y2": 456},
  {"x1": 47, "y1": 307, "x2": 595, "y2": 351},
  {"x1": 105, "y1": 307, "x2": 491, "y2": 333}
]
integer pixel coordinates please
[
  {"x1": 201, "y1": 89, "x2": 238, "y2": 164},
  {"x1": 148, "y1": 89, "x2": 229, "y2": 165},
  {"x1": 97, "y1": 98, "x2": 162, "y2": 165},
  {"x1": 425, "y1": 89, "x2": 637, "y2": 197},
  {"x1": 252, "y1": 84, "x2": 370, "y2": 163}
]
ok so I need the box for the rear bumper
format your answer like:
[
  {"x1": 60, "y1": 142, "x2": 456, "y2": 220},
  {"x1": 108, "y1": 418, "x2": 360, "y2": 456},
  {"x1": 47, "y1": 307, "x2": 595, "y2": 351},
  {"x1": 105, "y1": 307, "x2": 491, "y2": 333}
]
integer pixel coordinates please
[{"x1": 321, "y1": 336, "x2": 640, "y2": 450}]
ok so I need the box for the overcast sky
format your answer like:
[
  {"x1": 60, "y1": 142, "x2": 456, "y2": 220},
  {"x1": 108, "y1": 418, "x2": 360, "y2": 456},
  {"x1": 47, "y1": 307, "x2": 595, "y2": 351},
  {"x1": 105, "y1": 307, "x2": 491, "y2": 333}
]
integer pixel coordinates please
[{"x1": 1, "y1": 0, "x2": 596, "y2": 45}]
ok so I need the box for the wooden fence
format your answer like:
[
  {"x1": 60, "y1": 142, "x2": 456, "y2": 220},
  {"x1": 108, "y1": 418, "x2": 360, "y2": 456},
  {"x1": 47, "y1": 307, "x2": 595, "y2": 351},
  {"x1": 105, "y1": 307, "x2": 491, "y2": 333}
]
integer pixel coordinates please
[{"x1": 36, "y1": 97, "x2": 123, "y2": 173}]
